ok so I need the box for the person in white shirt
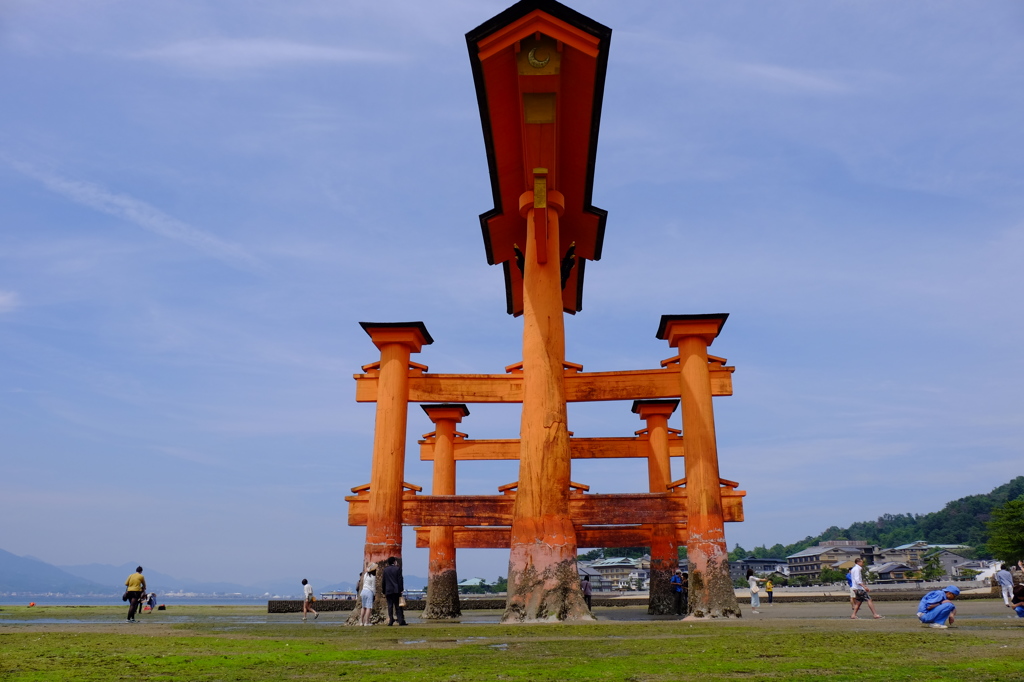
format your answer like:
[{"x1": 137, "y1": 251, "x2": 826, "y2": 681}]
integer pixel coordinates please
[
  {"x1": 849, "y1": 558, "x2": 883, "y2": 619},
  {"x1": 747, "y1": 569, "x2": 764, "y2": 614},
  {"x1": 301, "y1": 579, "x2": 318, "y2": 621},
  {"x1": 995, "y1": 564, "x2": 1014, "y2": 607},
  {"x1": 359, "y1": 563, "x2": 378, "y2": 626}
]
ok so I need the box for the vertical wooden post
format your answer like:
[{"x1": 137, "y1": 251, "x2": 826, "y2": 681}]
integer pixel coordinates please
[
  {"x1": 632, "y1": 399, "x2": 680, "y2": 615},
  {"x1": 504, "y1": 182, "x2": 591, "y2": 623},
  {"x1": 657, "y1": 314, "x2": 740, "y2": 618},
  {"x1": 359, "y1": 322, "x2": 432, "y2": 623},
  {"x1": 420, "y1": 403, "x2": 469, "y2": 619}
]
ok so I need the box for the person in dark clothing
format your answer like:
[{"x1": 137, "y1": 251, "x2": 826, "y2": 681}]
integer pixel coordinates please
[
  {"x1": 581, "y1": 574, "x2": 592, "y2": 610},
  {"x1": 681, "y1": 572, "x2": 689, "y2": 615},
  {"x1": 382, "y1": 557, "x2": 407, "y2": 626},
  {"x1": 124, "y1": 566, "x2": 146, "y2": 623},
  {"x1": 670, "y1": 569, "x2": 684, "y2": 616}
]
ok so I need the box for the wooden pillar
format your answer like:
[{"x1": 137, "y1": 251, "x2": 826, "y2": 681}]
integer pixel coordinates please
[
  {"x1": 657, "y1": 314, "x2": 740, "y2": 619},
  {"x1": 504, "y1": 179, "x2": 591, "y2": 623},
  {"x1": 633, "y1": 399, "x2": 680, "y2": 615},
  {"x1": 359, "y1": 322, "x2": 432, "y2": 623},
  {"x1": 420, "y1": 403, "x2": 469, "y2": 619}
]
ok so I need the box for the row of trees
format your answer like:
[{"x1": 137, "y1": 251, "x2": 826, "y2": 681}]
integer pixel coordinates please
[
  {"x1": 575, "y1": 480, "x2": 1024, "y2": 573},
  {"x1": 457, "y1": 576, "x2": 508, "y2": 594},
  {"x1": 729, "y1": 477, "x2": 1024, "y2": 562}
]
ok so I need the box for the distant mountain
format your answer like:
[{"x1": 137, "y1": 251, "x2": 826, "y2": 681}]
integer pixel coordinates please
[
  {"x1": 55, "y1": 560, "x2": 424, "y2": 597},
  {"x1": 0, "y1": 548, "x2": 110, "y2": 594},
  {"x1": 734, "y1": 476, "x2": 1024, "y2": 560},
  {"x1": 319, "y1": 575, "x2": 426, "y2": 593},
  {"x1": 59, "y1": 562, "x2": 263, "y2": 595}
]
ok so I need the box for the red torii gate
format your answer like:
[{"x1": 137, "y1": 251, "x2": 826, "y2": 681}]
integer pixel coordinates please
[{"x1": 346, "y1": 0, "x2": 744, "y2": 622}]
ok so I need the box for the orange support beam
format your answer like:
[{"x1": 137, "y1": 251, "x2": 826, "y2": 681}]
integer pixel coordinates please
[
  {"x1": 416, "y1": 525, "x2": 691, "y2": 550},
  {"x1": 633, "y1": 399, "x2": 681, "y2": 615},
  {"x1": 354, "y1": 363, "x2": 734, "y2": 404},
  {"x1": 359, "y1": 322, "x2": 432, "y2": 576},
  {"x1": 658, "y1": 314, "x2": 740, "y2": 619},
  {"x1": 419, "y1": 404, "x2": 469, "y2": 619},
  {"x1": 419, "y1": 435, "x2": 684, "y2": 461},
  {"x1": 346, "y1": 489, "x2": 746, "y2": 527}
]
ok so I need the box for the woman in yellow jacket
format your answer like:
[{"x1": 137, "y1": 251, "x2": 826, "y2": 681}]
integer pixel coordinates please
[{"x1": 124, "y1": 566, "x2": 146, "y2": 623}]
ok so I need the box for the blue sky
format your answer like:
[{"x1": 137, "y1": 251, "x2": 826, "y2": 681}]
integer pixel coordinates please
[{"x1": 2, "y1": 0, "x2": 1022, "y2": 588}]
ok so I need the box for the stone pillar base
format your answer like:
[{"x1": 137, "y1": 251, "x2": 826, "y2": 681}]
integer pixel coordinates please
[{"x1": 423, "y1": 569, "x2": 462, "y2": 619}]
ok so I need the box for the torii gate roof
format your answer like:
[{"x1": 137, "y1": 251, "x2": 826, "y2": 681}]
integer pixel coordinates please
[{"x1": 466, "y1": 0, "x2": 611, "y2": 316}]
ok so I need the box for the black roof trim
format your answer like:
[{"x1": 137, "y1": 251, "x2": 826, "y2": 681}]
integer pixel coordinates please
[
  {"x1": 502, "y1": 260, "x2": 515, "y2": 316},
  {"x1": 655, "y1": 314, "x2": 729, "y2": 340},
  {"x1": 631, "y1": 398, "x2": 680, "y2": 414},
  {"x1": 358, "y1": 321, "x2": 434, "y2": 345},
  {"x1": 420, "y1": 403, "x2": 471, "y2": 417}
]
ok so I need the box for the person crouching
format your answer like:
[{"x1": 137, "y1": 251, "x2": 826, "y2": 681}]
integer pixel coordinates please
[{"x1": 917, "y1": 584, "x2": 959, "y2": 629}]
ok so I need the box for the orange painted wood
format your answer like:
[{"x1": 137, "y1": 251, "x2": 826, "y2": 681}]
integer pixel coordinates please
[
  {"x1": 421, "y1": 405, "x2": 468, "y2": 605},
  {"x1": 469, "y1": 6, "x2": 610, "y2": 315},
  {"x1": 475, "y1": 9, "x2": 601, "y2": 61},
  {"x1": 418, "y1": 435, "x2": 684, "y2": 461},
  {"x1": 355, "y1": 366, "x2": 733, "y2": 403},
  {"x1": 361, "y1": 326, "x2": 424, "y2": 565},
  {"x1": 634, "y1": 399, "x2": 680, "y2": 612},
  {"x1": 415, "y1": 525, "x2": 691, "y2": 549},
  {"x1": 659, "y1": 314, "x2": 739, "y2": 617},
  {"x1": 347, "y1": 489, "x2": 745, "y2": 527},
  {"x1": 504, "y1": 201, "x2": 583, "y2": 614}
]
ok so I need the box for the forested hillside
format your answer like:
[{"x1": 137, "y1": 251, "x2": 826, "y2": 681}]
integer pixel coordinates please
[{"x1": 734, "y1": 476, "x2": 1024, "y2": 560}]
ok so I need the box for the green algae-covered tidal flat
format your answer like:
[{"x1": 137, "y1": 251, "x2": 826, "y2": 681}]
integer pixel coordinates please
[{"x1": 2, "y1": 602, "x2": 1022, "y2": 681}]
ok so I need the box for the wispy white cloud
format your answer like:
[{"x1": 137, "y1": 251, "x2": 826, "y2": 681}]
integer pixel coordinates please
[
  {"x1": 0, "y1": 290, "x2": 20, "y2": 313},
  {"x1": 734, "y1": 62, "x2": 851, "y2": 94},
  {"x1": 155, "y1": 446, "x2": 221, "y2": 467},
  {"x1": 613, "y1": 30, "x2": 857, "y2": 96},
  {"x1": 131, "y1": 38, "x2": 406, "y2": 72},
  {"x1": 9, "y1": 162, "x2": 260, "y2": 269}
]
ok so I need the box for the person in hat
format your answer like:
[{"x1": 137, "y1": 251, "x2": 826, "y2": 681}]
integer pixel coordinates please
[
  {"x1": 359, "y1": 563, "x2": 377, "y2": 626},
  {"x1": 917, "y1": 584, "x2": 959, "y2": 628}
]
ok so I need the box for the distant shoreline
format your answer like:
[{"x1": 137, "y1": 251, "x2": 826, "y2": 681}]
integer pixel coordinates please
[{"x1": 0, "y1": 596, "x2": 275, "y2": 607}]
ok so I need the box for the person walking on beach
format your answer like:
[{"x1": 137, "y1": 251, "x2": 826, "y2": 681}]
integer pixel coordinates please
[
  {"x1": 359, "y1": 563, "x2": 377, "y2": 626},
  {"x1": 850, "y1": 558, "x2": 883, "y2": 619},
  {"x1": 747, "y1": 570, "x2": 764, "y2": 614},
  {"x1": 124, "y1": 566, "x2": 146, "y2": 623},
  {"x1": 917, "y1": 584, "x2": 959, "y2": 628},
  {"x1": 996, "y1": 564, "x2": 1015, "y2": 608},
  {"x1": 301, "y1": 579, "x2": 318, "y2": 621},
  {"x1": 383, "y1": 557, "x2": 407, "y2": 626}
]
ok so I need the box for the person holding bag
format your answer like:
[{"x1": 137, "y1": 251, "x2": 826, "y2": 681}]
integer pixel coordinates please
[
  {"x1": 123, "y1": 566, "x2": 146, "y2": 623},
  {"x1": 301, "y1": 579, "x2": 318, "y2": 621},
  {"x1": 746, "y1": 569, "x2": 764, "y2": 614}
]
